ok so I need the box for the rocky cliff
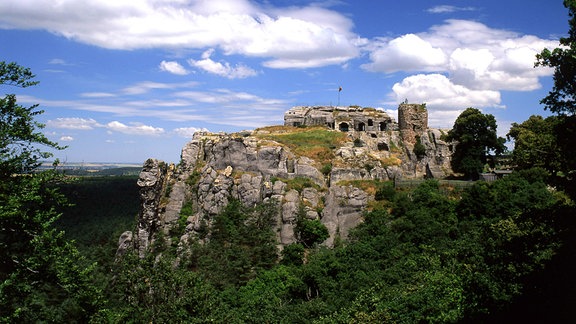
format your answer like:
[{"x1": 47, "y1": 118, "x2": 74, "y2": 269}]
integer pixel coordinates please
[{"x1": 118, "y1": 105, "x2": 454, "y2": 256}]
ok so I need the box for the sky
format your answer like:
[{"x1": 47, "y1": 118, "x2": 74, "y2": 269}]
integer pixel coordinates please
[{"x1": 0, "y1": 0, "x2": 569, "y2": 163}]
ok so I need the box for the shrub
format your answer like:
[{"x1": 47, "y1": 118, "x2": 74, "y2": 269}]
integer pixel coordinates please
[{"x1": 413, "y1": 136, "x2": 426, "y2": 159}]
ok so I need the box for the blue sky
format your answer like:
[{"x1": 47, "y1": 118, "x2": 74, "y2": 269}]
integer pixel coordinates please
[{"x1": 0, "y1": 0, "x2": 568, "y2": 163}]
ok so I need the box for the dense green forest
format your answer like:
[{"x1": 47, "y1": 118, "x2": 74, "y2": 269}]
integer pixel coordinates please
[
  {"x1": 46, "y1": 172, "x2": 576, "y2": 322},
  {"x1": 2, "y1": 1, "x2": 576, "y2": 322}
]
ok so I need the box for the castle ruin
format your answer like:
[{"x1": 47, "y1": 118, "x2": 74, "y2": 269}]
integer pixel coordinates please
[{"x1": 284, "y1": 103, "x2": 428, "y2": 144}]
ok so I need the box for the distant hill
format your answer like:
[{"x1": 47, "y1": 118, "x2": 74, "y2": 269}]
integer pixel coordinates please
[{"x1": 39, "y1": 162, "x2": 142, "y2": 176}]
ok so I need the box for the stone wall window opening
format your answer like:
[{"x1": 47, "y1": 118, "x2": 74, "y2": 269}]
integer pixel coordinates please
[
  {"x1": 377, "y1": 142, "x2": 389, "y2": 151},
  {"x1": 368, "y1": 119, "x2": 374, "y2": 126},
  {"x1": 358, "y1": 122, "x2": 365, "y2": 131},
  {"x1": 339, "y1": 122, "x2": 349, "y2": 132},
  {"x1": 379, "y1": 122, "x2": 386, "y2": 131}
]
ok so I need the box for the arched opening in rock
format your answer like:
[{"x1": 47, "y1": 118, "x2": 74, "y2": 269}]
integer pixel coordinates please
[
  {"x1": 379, "y1": 122, "x2": 387, "y2": 131},
  {"x1": 377, "y1": 142, "x2": 389, "y2": 151},
  {"x1": 339, "y1": 122, "x2": 349, "y2": 132}
]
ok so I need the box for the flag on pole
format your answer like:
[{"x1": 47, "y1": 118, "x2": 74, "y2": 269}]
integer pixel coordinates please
[{"x1": 338, "y1": 86, "x2": 342, "y2": 92}]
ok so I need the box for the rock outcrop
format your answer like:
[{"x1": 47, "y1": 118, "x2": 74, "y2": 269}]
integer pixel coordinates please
[{"x1": 121, "y1": 104, "x2": 454, "y2": 257}]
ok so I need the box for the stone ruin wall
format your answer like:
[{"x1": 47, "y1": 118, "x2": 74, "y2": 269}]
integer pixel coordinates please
[{"x1": 284, "y1": 103, "x2": 428, "y2": 139}]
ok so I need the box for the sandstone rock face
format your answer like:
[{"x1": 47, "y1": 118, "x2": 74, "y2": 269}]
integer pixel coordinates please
[{"x1": 121, "y1": 104, "x2": 455, "y2": 256}]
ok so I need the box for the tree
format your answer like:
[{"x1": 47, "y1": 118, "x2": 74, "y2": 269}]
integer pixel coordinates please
[
  {"x1": 535, "y1": 0, "x2": 576, "y2": 196},
  {"x1": 0, "y1": 61, "x2": 101, "y2": 321},
  {"x1": 445, "y1": 108, "x2": 506, "y2": 179},
  {"x1": 535, "y1": 0, "x2": 576, "y2": 115},
  {"x1": 294, "y1": 203, "x2": 329, "y2": 248},
  {"x1": 507, "y1": 115, "x2": 562, "y2": 174}
]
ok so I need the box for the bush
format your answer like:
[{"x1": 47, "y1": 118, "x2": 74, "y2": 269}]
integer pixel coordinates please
[{"x1": 413, "y1": 136, "x2": 426, "y2": 159}]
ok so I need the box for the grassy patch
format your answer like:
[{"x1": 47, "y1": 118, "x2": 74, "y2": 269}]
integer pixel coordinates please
[
  {"x1": 381, "y1": 155, "x2": 402, "y2": 167},
  {"x1": 272, "y1": 176, "x2": 322, "y2": 192},
  {"x1": 256, "y1": 126, "x2": 346, "y2": 165},
  {"x1": 336, "y1": 179, "x2": 390, "y2": 196}
]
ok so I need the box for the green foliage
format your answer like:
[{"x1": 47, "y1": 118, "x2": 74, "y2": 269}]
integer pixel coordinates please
[
  {"x1": 534, "y1": 1, "x2": 576, "y2": 197},
  {"x1": 257, "y1": 127, "x2": 346, "y2": 165},
  {"x1": 102, "y1": 252, "x2": 219, "y2": 322},
  {"x1": 374, "y1": 181, "x2": 395, "y2": 201},
  {"x1": 294, "y1": 204, "x2": 329, "y2": 248},
  {"x1": 0, "y1": 62, "x2": 102, "y2": 321},
  {"x1": 413, "y1": 135, "x2": 426, "y2": 159},
  {"x1": 41, "y1": 170, "x2": 574, "y2": 322},
  {"x1": 281, "y1": 243, "x2": 305, "y2": 265},
  {"x1": 507, "y1": 115, "x2": 562, "y2": 173},
  {"x1": 508, "y1": 114, "x2": 576, "y2": 197},
  {"x1": 321, "y1": 162, "x2": 332, "y2": 176},
  {"x1": 445, "y1": 108, "x2": 506, "y2": 179},
  {"x1": 184, "y1": 199, "x2": 279, "y2": 288},
  {"x1": 56, "y1": 176, "x2": 139, "y2": 249},
  {"x1": 278, "y1": 176, "x2": 321, "y2": 192},
  {"x1": 536, "y1": 0, "x2": 576, "y2": 115}
]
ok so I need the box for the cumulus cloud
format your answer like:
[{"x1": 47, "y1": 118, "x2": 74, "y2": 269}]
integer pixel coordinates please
[
  {"x1": 59, "y1": 135, "x2": 74, "y2": 141},
  {"x1": 173, "y1": 127, "x2": 209, "y2": 138},
  {"x1": 188, "y1": 49, "x2": 258, "y2": 79},
  {"x1": 0, "y1": 0, "x2": 363, "y2": 68},
  {"x1": 363, "y1": 34, "x2": 447, "y2": 73},
  {"x1": 106, "y1": 121, "x2": 165, "y2": 136},
  {"x1": 392, "y1": 74, "x2": 502, "y2": 110},
  {"x1": 363, "y1": 19, "x2": 557, "y2": 128},
  {"x1": 159, "y1": 60, "x2": 189, "y2": 75},
  {"x1": 47, "y1": 117, "x2": 102, "y2": 130},
  {"x1": 364, "y1": 20, "x2": 556, "y2": 92}
]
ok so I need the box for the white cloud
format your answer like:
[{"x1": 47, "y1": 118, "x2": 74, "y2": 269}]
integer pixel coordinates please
[
  {"x1": 59, "y1": 135, "x2": 74, "y2": 141},
  {"x1": 365, "y1": 20, "x2": 557, "y2": 91},
  {"x1": 363, "y1": 34, "x2": 447, "y2": 73},
  {"x1": 49, "y1": 58, "x2": 71, "y2": 65},
  {"x1": 427, "y1": 5, "x2": 476, "y2": 14},
  {"x1": 47, "y1": 117, "x2": 102, "y2": 130},
  {"x1": 392, "y1": 74, "x2": 502, "y2": 109},
  {"x1": 173, "y1": 127, "x2": 209, "y2": 138},
  {"x1": 174, "y1": 88, "x2": 286, "y2": 106},
  {"x1": 159, "y1": 60, "x2": 189, "y2": 75},
  {"x1": 47, "y1": 117, "x2": 167, "y2": 136},
  {"x1": 0, "y1": 0, "x2": 363, "y2": 68},
  {"x1": 80, "y1": 92, "x2": 116, "y2": 98},
  {"x1": 122, "y1": 81, "x2": 198, "y2": 95},
  {"x1": 188, "y1": 49, "x2": 258, "y2": 79},
  {"x1": 106, "y1": 121, "x2": 165, "y2": 136},
  {"x1": 391, "y1": 74, "x2": 502, "y2": 127}
]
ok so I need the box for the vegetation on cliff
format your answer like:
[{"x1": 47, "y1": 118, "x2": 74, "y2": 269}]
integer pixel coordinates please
[
  {"x1": 255, "y1": 126, "x2": 346, "y2": 166},
  {"x1": 3, "y1": 2, "x2": 576, "y2": 320}
]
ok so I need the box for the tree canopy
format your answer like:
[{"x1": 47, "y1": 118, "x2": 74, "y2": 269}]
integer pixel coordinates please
[
  {"x1": 533, "y1": 0, "x2": 576, "y2": 195},
  {"x1": 0, "y1": 61, "x2": 101, "y2": 322},
  {"x1": 536, "y1": 0, "x2": 576, "y2": 115},
  {"x1": 444, "y1": 107, "x2": 506, "y2": 179}
]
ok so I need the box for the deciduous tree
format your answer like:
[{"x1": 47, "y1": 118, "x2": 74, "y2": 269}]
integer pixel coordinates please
[
  {"x1": 536, "y1": 0, "x2": 576, "y2": 115},
  {"x1": 0, "y1": 61, "x2": 101, "y2": 321},
  {"x1": 445, "y1": 108, "x2": 506, "y2": 179}
]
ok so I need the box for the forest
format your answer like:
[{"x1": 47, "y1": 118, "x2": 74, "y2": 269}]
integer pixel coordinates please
[{"x1": 2, "y1": 1, "x2": 576, "y2": 322}]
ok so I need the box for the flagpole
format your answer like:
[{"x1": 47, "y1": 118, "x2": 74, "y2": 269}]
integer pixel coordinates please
[{"x1": 338, "y1": 86, "x2": 342, "y2": 106}]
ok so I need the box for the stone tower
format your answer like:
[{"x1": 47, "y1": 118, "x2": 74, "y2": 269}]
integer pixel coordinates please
[{"x1": 398, "y1": 103, "x2": 428, "y2": 145}]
